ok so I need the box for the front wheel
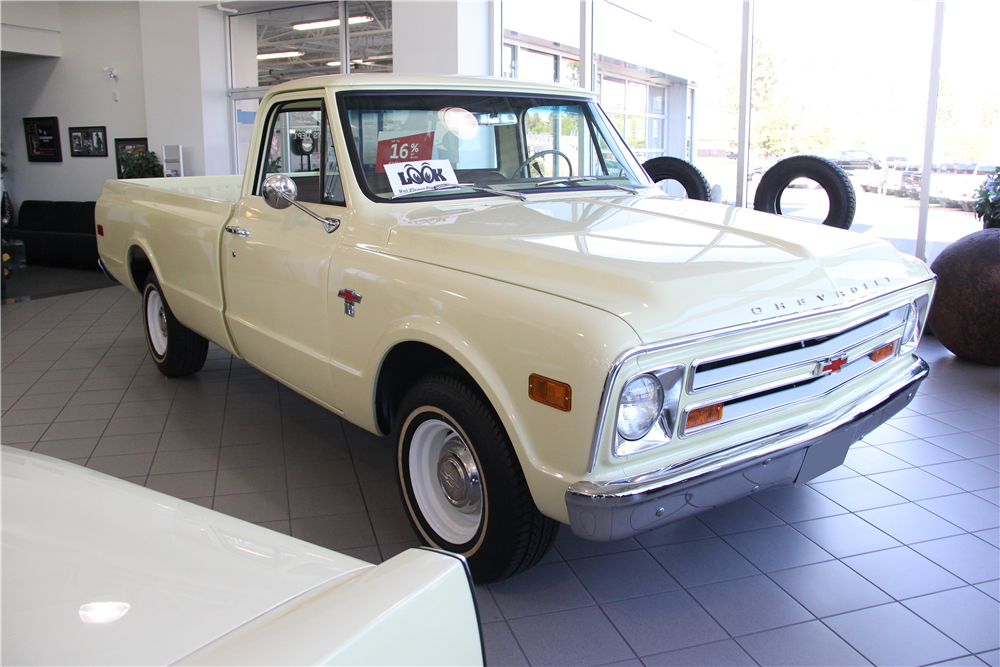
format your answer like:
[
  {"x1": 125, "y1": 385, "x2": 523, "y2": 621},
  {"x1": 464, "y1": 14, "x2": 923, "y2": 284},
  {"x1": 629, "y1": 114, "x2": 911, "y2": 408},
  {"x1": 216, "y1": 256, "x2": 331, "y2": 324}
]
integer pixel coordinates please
[
  {"x1": 142, "y1": 272, "x2": 209, "y2": 377},
  {"x1": 395, "y1": 374, "x2": 558, "y2": 583}
]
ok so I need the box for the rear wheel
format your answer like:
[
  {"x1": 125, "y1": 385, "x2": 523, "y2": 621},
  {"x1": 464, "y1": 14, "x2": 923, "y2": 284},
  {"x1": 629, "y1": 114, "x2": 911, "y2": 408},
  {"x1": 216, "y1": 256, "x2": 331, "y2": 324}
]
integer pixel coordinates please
[
  {"x1": 395, "y1": 374, "x2": 558, "y2": 583},
  {"x1": 142, "y1": 272, "x2": 209, "y2": 377}
]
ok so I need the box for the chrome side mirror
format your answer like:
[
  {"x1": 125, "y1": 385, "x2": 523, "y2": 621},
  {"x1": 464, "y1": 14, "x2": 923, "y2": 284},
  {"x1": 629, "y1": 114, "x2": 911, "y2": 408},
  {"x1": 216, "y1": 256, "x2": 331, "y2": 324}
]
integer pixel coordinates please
[{"x1": 262, "y1": 174, "x2": 297, "y2": 210}]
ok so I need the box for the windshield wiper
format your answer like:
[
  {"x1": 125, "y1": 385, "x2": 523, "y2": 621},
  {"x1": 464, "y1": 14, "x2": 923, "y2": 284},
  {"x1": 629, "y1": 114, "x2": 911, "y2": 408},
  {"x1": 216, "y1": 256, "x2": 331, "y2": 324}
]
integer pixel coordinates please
[
  {"x1": 392, "y1": 182, "x2": 527, "y2": 201},
  {"x1": 535, "y1": 176, "x2": 642, "y2": 195}
]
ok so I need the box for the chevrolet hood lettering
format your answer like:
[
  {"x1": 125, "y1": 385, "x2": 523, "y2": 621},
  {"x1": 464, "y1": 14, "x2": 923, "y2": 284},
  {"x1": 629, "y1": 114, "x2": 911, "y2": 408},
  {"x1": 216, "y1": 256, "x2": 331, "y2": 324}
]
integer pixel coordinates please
[{"x1": 379, "y1": 194, "x2": 927, "y2": 342}]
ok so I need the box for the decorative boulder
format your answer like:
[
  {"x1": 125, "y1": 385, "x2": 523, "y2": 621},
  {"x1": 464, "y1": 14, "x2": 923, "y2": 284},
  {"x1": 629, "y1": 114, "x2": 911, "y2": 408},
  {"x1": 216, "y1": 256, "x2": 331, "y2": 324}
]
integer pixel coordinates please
[{"x1": 927, "y1": 228, "x2": 1000, "y2": 366}]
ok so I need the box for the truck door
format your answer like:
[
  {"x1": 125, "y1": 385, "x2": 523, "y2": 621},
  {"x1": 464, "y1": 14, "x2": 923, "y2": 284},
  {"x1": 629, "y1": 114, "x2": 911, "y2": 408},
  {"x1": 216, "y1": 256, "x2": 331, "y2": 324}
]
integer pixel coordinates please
[{"x1": 222, "y1": 94, "x2": 347, "y2": 408}]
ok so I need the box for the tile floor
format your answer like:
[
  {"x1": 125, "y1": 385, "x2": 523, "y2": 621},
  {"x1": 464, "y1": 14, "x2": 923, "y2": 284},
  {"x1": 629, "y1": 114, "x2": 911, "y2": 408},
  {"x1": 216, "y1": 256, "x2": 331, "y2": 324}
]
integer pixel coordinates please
[{"x1": 2, "y1": 284, "x2": 998, "y2": 667}]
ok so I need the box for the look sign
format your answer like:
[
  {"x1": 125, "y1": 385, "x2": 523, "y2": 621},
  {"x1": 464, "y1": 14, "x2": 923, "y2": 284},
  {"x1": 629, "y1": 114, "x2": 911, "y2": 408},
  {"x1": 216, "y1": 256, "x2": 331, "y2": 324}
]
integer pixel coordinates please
[{"x1": 385, "y1": 159, "x2": 459, "y2": 198}]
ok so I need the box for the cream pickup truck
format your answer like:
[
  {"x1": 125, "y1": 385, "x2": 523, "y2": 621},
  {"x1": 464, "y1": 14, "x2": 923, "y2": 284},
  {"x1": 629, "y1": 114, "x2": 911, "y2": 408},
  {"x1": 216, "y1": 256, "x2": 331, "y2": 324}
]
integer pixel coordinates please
[{"x1": 97, "y1": 74, "x2": 934, "y2": 583}]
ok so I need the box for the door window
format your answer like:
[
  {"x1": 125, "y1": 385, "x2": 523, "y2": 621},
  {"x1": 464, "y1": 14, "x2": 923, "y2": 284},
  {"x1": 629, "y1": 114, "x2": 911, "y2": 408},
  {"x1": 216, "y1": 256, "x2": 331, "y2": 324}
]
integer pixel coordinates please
[{"x1": 257, "y1": 98, "x2": 344, "y2": 206}]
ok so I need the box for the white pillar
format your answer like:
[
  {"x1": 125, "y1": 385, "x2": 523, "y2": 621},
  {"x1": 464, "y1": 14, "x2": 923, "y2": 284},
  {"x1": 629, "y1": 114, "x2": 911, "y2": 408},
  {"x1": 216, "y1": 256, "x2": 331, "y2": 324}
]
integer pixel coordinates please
[
  {"x1": 734, "y1": 0, "x2": 754, "y2": 208},
  {"x1": 579, "y1": 0, "x2": 594, "y2": 91},
  {"x1": 392, "y1": 0, "x2": 494, "y2": 76},
  {"x1": 916, "y1": 1, "x2": 946, "y2": 263}
]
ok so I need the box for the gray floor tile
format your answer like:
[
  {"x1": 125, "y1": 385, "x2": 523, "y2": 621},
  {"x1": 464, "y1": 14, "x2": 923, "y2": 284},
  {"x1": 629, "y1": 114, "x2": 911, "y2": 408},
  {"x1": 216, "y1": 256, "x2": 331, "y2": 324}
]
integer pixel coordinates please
[
  {"x1": 150, "y1": 448, "x2": 220, "y2": 475},
  {"x1": 928, "y1": 433, "x2": 1000, "y2": 460},
  {"x1": 723, "y1": 524, "x2": 833, "y2": 572},
  {"x1": 54, "y1": 403, "x2": 118, "y2": 423},
  {"x1": 770, "y1": 558, "x2": 892, "y2": 618},
  {"x1": 924, "y1": 460, "x2": 1000, "y2": 492},
  {"x1": 932, "y1": 410, "x2": 1000, "y2": 433},
  {"x1": 488, "y1": 562, "x2": 594, "y2": 619},
  {"x1": 481, "y1": 622, "x2": 529, "y2": 667},
  {"x1": 909, "y1": 394, "x2": 964, "y2": 415},
  {"x1": 158, "y1": 428, "x2": 223, "y2": 451},
  {"x1": 602, "y1": 590, "x2": 728, "y2": 657},
  {"x1": 215, "y1": 465, "x2": 287, "y2": 496},
  {"x1": 687, "y1": 575, "x2": 812, "y2": 637},
  {"x1": 286, "y1": 458, "x2": 357, "y2": 488},
  {"x1": 909, "y1": 534, "x2": 1000, "y2": 584},
  {"x1": 113, "y1": 399, "x2": 173, "y2": 418},
  {"x1": 919, "y1": 494, "x2": 1000, "y2": 532},
  {"x1": 696, "y1": 496, "x2": 784, "y2": 535},
  {"x1": 212, "y1": 490, "x2": 289, "y2": 523},
  {"x1": 40, "y1": 419, "x2": 109, "y2": 441},
  {"x1": 890, "y1": 415, "x2": 963, "y2": 439},
  {"x1": 218, "y1": 443, "x2": 285, "y2": 469},
  {"x1": 163, "y1": 410, "x2": 224, "y2": 432},
  {"x1": 567, "y1": 550, "x2": 680, "y2": 603},
  {"x1": 288, "y1": 483, "x2": 366, "y2": 519},
  {"x1": 145, "y1": 470, "x2": 217, "y2": 499},
  {"x1": 10, "y1": 392, "x2": 75, "y2": 410},
  {"x1": 647, "y1": 537, "x2": 760, "y2": 587},
  {"x1": 92, "y1": 432, "x2": 162, "y2": 457},
  {"x1": 31, "y1": 438, "x2": 100, "y2": 460},
  {"x1": 736, "y1": 620, "x2": 870, "y2": 666},
  {"x1": 86, "y1": 452, "x2": 154, "y2": 478},
  {"x1": 367, "y1": 507, "x2": 418, "y2": 545},
  {"x1": 823, "y1": 603, "x2": 967, "y2": 667},
  {"x1": 861, "y1": 423, "x2": 917, "y2": 445},
  {"x1": 554, "y1": 529, "x2": 642, "y2": 561},
  {"x1": 868, "y1": 467, "x2": 965, "y2": 501},
  {"x1": 973, "y1": 455, "x2": 1000, "y2": 473},
  {"x1": 507, "y1": 606, "x2": 636, "y2": 667},
  {"x1": 903, "y1": 587, "x2": 1000, "y2": 655},
  {"x1": 810, "y1": 476, "x2": 908, "y2": 512},
  {"x1": 844, "y1": 445, "x2": 911, "y2": 475},
  {"x1": 930, "y1": 656, "x2": 989, "y2": 666},
  {"x1": 980, "y1": 650, "x2": 1000, "y2": 667},
  {"x1": 842, "y1": 546, "x2": 966, "y2": 600},
  {"x1": 475, "y1": 585, "x2": 503, "y2": 623},
  {"x1": 877, "y1": 439, "x2": 963, "y2": 466},
  {"x1": 792, "y1": 512, "x2": 901, "y2": 558},
  {"x1": 358, "y1": 477, "x2": 403, "y2": 511},
  {"x1": 0, "y1": 423, "x2": 48, "y2": 445},
  {"x1": 634, "y1": 517, "x2": 715, "y2": 548},
  {"x1": 3, "y1": 407, "x2": 63, "y2": 426},
  {"x1": 975, "y1": 529, "x2": 1000, "y2": 548},
  {"x1": 642, "y1": 639, "x2": 756, "y2": 667},
  {"x1": 856, "y1": 503, "x2": 965, "y2": 544},
  {"x1": 255, "y1": 519, "x2": 291, "y2": 535},
  {"x1": 65, "y1": 388, "x2": 127, "y2": 406}
]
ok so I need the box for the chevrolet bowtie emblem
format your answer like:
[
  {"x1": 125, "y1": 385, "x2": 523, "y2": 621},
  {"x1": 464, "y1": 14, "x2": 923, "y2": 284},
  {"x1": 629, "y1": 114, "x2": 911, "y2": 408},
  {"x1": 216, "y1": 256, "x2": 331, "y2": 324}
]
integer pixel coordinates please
[
  {"x1": 338, "y1": 289, "x2": 362, "y2": 317},
  {"x1": 819, "y1": 356, "x2": 848, "y2": 375}
]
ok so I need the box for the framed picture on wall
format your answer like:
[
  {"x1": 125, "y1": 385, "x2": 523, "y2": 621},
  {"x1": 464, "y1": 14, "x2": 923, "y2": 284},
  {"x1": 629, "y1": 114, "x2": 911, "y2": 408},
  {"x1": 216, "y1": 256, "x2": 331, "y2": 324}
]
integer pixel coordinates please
[
  {"x1": 23, "y1": 117, "x2": 63, "y2": 162},
  {"x1": 114, "y1": 137, "x2": 148, "y2": 178},
  {"x1": 69, "y1": 126, "x2": 109, "y2": 157}
]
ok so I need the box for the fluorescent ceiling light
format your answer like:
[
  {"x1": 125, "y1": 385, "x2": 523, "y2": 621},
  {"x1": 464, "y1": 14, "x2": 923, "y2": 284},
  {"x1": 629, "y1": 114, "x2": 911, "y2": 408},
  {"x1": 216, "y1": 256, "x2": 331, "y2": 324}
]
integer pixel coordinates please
[
  {"x1": 326, "y1": 61, "x2": 341, "y2": 67},
  {"x1": 257, "y1": 51, "x2": 303, "y2": 60},
  {"x1": 293, "y1": 15, "x2": 373, "y2": 30}
]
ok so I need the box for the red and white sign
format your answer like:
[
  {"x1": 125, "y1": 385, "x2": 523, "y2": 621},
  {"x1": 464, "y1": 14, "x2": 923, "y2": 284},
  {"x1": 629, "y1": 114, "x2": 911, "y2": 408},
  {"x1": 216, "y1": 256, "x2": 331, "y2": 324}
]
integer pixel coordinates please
[{"x1": 376, "y1": 132, "x2": 434, "y2": 173}]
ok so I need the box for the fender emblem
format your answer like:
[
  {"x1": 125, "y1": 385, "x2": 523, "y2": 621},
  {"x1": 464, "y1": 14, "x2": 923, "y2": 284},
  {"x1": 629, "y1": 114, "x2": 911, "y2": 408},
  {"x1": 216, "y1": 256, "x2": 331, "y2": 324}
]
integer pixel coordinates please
[
  {"x1": 337, "y1": 289, "x2": 362, "y2": 317},
  {"x1": 818, "y1": 356, "x2": 848, "y2": 375}
]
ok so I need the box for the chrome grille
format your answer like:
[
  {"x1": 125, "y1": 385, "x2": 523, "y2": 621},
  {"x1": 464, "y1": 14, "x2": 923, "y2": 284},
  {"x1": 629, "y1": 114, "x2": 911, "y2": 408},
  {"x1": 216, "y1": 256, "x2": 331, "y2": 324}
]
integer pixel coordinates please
[{"x1": 682, "y1": 305, "x2": 909, "y2": 436}]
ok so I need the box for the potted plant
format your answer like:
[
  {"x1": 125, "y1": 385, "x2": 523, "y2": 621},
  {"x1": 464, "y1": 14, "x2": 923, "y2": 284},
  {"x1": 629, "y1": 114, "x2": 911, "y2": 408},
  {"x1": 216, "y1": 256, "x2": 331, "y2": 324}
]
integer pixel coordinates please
[
  {"x1": 120, "y1": 148, "x2": 164, "y2": 179},
  {"x1": 972, "y1": 168, "x2": 999, "y2": 229}
]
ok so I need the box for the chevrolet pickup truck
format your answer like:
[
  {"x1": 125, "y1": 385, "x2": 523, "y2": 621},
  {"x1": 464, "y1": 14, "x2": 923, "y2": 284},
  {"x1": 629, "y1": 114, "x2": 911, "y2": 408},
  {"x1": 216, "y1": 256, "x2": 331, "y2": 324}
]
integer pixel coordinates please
[{"x1": 96, "y1": 74, "x2": 935, "y2": 583}]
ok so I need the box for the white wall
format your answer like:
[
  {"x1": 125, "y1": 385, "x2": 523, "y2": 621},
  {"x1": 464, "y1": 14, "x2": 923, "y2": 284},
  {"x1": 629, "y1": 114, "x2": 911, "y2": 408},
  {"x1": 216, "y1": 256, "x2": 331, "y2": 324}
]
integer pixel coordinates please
[
  {"x1": 1, "y1": 2, "x2": 148, "y2": 203},
  {"x1": 1, "y1": 1, "x2": 233, "y2": 209},
  {"x1": 0, "y1": 1, "x2": 62, "y2": 56}
]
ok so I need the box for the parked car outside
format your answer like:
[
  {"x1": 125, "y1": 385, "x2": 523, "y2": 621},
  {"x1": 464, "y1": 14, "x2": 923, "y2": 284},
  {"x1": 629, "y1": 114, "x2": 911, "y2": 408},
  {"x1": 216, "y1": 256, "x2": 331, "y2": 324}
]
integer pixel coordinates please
[{"x1": 1, "y1": 446, "x2": 484, "y2": 666}]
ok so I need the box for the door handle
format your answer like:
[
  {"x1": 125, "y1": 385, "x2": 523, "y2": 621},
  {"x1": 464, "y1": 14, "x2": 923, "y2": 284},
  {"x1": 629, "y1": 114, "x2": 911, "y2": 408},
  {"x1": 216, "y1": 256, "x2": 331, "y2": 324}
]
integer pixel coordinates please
[{"x1": 225, "y1": 226, "x2": 251, "y2": 237}]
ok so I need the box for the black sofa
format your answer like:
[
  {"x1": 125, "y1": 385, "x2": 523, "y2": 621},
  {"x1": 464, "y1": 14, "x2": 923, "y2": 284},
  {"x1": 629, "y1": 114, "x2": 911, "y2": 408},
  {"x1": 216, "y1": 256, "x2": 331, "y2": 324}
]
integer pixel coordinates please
[{"x1": 1, "y1": 201, "x2": 100, "y2": 270}]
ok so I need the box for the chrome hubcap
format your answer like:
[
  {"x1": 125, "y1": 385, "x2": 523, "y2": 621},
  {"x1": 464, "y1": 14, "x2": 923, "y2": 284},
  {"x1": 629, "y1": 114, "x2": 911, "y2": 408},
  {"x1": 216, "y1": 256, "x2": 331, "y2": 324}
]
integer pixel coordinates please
[
  {"x1": 158, "y1": 309, "x2": 168, "y2": 337},
  {"x1": 437, "y1": 438, "x2": 481, "y2": 515}
]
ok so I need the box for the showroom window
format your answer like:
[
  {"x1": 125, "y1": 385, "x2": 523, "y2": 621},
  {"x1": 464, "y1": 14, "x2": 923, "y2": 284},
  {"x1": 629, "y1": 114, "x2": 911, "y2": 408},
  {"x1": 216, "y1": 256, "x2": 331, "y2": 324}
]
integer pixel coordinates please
[
  {"x1": 600, "y1": 76, "x2": 669, "y2": 164},
  {"x1": 228, "y1": 1, "x2": 392, "y2": 174},
  {"x1": 502, "y1": 42, "x2": 578, "y2": 86}
]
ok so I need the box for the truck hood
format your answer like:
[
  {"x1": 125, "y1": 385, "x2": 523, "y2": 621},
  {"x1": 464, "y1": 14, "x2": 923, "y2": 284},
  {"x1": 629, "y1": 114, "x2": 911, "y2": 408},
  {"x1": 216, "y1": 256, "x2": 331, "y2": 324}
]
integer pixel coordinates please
[
  {"x1": 2, "y1": 447, "x2": 371, "y2": 666},
  {"x1": 379, "y1": 193, "x2": 930, "y2": 342}
]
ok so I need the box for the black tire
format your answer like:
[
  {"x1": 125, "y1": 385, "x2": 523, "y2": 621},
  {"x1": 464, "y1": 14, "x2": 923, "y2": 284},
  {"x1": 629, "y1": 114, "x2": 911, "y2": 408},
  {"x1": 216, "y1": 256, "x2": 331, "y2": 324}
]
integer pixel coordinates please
[
  {"x1": 142, "y1": 272, "x2": 209, "y2": 377},
  {"x1": 395, "y1": 374, "x2": 558, "y2": 583},
  {"x1": 753, "y1": 155, "x2": 856, "y2": 229},
  {"x1": 642, "y1": 157, "x2": 711, "y2": 201}
]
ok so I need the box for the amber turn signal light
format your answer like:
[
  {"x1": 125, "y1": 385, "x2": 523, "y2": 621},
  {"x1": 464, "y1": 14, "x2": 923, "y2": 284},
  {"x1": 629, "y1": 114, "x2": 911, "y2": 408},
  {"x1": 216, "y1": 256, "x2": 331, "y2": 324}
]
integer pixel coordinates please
[
  {"x1": 686, "y1": 403, "x2": 723, "y2": 430},
  {"x1": 869, "y1": 341, "x2": 896, "y2": 363},
  {"x1": 97, "y1": 225, "x2": 104, "y2": 236},
  {"x1": 528, "y1": 374, "x2": 571, "y2": 412}
]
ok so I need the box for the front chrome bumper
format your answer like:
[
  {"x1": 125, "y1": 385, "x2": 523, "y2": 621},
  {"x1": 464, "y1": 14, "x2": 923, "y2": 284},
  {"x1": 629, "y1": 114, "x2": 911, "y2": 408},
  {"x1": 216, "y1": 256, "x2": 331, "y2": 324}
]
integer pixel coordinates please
[{"x1": 565, "y1": 355, "x2": 929, "y2": 542}]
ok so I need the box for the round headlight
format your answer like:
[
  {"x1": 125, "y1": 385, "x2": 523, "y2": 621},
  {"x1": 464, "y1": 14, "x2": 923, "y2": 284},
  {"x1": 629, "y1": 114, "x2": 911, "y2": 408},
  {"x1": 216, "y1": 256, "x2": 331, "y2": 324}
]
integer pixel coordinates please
[{"x1": 617, "y1": 374, "x2": 664, "y2": 441}]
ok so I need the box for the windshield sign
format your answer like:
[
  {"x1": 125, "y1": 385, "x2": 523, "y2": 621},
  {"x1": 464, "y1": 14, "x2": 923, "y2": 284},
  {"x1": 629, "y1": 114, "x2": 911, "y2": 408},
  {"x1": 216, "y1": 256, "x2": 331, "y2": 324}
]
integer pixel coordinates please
[{"x1": 385, "y1": 159, "x2": 459, "y2": 197}]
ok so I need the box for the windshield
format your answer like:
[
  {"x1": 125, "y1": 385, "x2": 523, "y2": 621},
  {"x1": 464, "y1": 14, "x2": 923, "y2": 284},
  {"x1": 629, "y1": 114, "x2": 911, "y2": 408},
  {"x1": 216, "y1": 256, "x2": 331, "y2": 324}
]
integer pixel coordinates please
[{"x1": 338, "y1": 91, "x2": 651, "y2": 201}]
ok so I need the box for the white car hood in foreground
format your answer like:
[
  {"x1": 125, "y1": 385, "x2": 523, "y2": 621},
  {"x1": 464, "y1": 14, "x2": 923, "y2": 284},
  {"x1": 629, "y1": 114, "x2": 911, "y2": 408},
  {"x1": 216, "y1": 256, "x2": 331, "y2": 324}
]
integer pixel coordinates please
[
  {"x1": 380, "y1": 192, "x2": 930, "y2": 341},
  {"x1": 2, "y1": 448, "x2": 372, "y2": 666}
]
